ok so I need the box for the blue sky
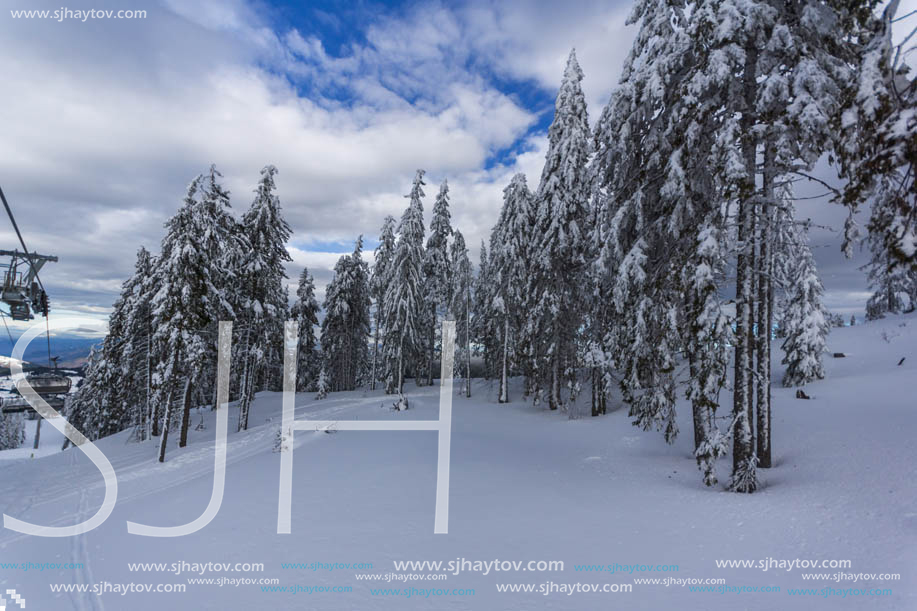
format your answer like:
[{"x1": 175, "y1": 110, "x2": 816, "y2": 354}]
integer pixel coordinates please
[{"x1": 0, "y1": 0, "x2": 889, "y2": 337}]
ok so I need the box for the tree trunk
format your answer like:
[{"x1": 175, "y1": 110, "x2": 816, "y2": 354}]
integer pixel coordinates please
[
  {"x1": 158, "y1": 390, "x2": 173, "y2": 463},
  {"x1": 371, "y1": 307, "x2": 380, "y2": 391},
  {"x1": 499, "y1": 317, "x2": 509, "y2": 403},
  {"x1": 690, "y1": 354, "x2": 706, "y2": 452},
  {"x1": 465, "y1": 291, "x2": 472, "y2": 397},
  {"x1": 730, "y1": 42, "x2": 759, "y2": 492},
  {"x1": 178, "y1": 376, "x2": 193, "y2": 448},
  {"x1": 147, "y1": 332, "x2": 155, "y2": 438},
  {"x1": 427, "y1": 301, "x2": 436, "y2": 386},
  {"x1": 397, "y1": 347, "x2": 404, "y2": 395},
  {"x1": 748, "y1": 201, "x2": 758, "y2": 453},
  {"x1": 548, "y1": 335, "x2": 560, "y2": 411},
  {"x1": 756, "y1": 137, "x2": 776, "y2": 468},
  {"x1": 237, "y1": 323, "x2": 252, "y2": 431}
]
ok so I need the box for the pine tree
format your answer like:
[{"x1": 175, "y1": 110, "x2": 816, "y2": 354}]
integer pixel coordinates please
[
  {"x1": 472, "y1": 241, "x2": 499, "y2": 381},
  {"x1": 67, "y1": 343, "x2": 107, "y2": 442},
  {"x1": 0, "y1": 413, "x2": 25, "y2": 450},
  {"x1": 449, "y1": 229, "x2": 474, "y2": 397},
  {"x1": 592, "y1": 0, "x2": 695, "y2": 445},
  {"x1": 781, "y1": 237, "x2": 829, "y2": 387},
  {"x1": 840, "y1": 0, "x2": 916, "y2": 268},
  {"x1": 290, "y1": 267, "x2": 320, "y2": 392},
  {"x1": 594, "y1": 0, "x2": 872, "y2": 489},
  {"x1": 864, "y1": 230, "x2": 917, "y2": 319},
  {"x1": 151, "y1": 167, "x2": 242, "y2": 461},
  {"x1": 321, "y1": 237, "x2": 372, "y2": 392},
  {"x1": 370, "y1": 216, "x2": 397, "y2": 391},
  {"x1": 530, "y1": 49, "x2": 592, "y2": 412},
  {"x1": 490, "y1": 173, "x2": 535, "y2": 403},
  {"x1": 149, "y1": 176, "x2": 210, "y2": 462},
  {"x1": 423, "y1": 180, "x2": 454, "y2": 386},
  {"x1": 237, "y1": 165, "x2": 292, "y2": 431},
  {"x1": 315, "y1": 367, "x2": 329, "y2": 400},
  {"x1": 381, "y1": 170, "x2": 426, "y2": 394},
  {"x1": 197, "y1": 165, "x2": 248, "y2": 414},
  {"x1": 122, "y1": 247, "x2": 156, "y2": 440}
]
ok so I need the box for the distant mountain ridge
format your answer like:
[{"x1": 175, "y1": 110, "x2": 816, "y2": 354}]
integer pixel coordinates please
[{"x1": 0, "y1": 337, "x2": 100, "y2": 367}]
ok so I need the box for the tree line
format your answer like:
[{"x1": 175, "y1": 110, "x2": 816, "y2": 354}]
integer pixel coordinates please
[{"x1": 42, "y1": 0, "x2": 914, "y2": 491}]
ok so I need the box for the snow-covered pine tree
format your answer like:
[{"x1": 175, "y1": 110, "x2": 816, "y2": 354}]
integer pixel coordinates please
[
  {"x1": 490, "y1": 173, "x2": 535, "y2": 403},
  {"x1": 150, "y1": 176, "x2": 207, "y2": 461},
  {"x1": 151, "y1": 167, "x2": 243, "y2": 461},
  {"x1": 237, "y1": 165, "x2": 291, "y2": 432},
  {"x1": 370, "y1": 215, "x2": 397, "y2": 391},
  {"x1": 840, "y1": 0, "x2": 916, "y2": 268},
  {"x1": 595, "y1": 0, "x2": 871, "y2": 489},
  {"x1": 422, "y1": 180, "x2": 454, "y2": 386},
  {"x1": 290, "y1": 267, "x2": 320, "y2": 392},
  {"x1": 472, "y1": 240, "x2": 499, "y2": 381},
  {"x1": 315, "y1": 367, "x2": 329, "y2": 400},
  {"x1": 530, "y1": 49, "x2": 592, "y2": 411},
  {"x1": 122, "y1": 247, "x2": 156, "y2": 440},
  {"x1": 382, "y1": 171, "x2": 426, "y2": 394},
  {"x1": 449, "y1": 229, "x2": 474, "y2": 397},
  {"x1": 0, "y1": 413, "x2": 25, "y2": 450},
  {"x1": 68, "y1": 343, "x2": 105, "y2": 442},
  {"x1": 592, "y1": 0, "x2": 696, "y2": 450},
  {"x1": 95, "y1": 277, "x2": 134, "y2": 437},
  {"x1": 88, "y1": 246, "x2": 161, "y2": 441},
  {"x1": 197, "y1": 166, "x2": 248, "y2": 416},
  {"x1": 781, "y1": 235, "x2": 829, "y2": 387},
  {"x1": 863, "y1": 230, "x2": 917, "y2": 319},
  {"x1": 321, "y1": 237, "x2": 372, "y2": 392}
]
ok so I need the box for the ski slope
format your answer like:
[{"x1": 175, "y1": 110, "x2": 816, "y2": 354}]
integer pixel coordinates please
[{"x1": 0, "y1": 314, "x2": 915, "y2": 610}]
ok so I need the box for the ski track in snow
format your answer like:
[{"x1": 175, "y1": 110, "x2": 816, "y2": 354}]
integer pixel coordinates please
[
  {"x1": 0, "y1": 318, "x2": 913, "y2": 610},
  {"x1": 0, "y1": 391, "x2": 434, "y2": 549}
]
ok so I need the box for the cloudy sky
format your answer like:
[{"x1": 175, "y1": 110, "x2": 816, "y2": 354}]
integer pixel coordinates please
[{"x1": 0, "y1": 0, "x2": 902, "y2": 337}]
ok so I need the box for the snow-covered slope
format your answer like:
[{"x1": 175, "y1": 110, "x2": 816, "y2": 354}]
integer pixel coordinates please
[{"x1": 0, "y1": 314, "x2": 914, "y2": 610}]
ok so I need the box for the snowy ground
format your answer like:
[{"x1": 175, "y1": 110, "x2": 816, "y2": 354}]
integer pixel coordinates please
[{"x1": 0, "y1": 314, "x2": 914, "y2": 610}]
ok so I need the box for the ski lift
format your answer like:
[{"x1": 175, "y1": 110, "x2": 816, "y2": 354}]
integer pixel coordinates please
[
  {"x1": 1, "y1": 395, "x2": 66, "y2": 413},
  {"x1": 0, "y1": 249, "x2": 56, "y2": 320},
  {"x1": 0, "y1": 186, "x2": 68, "y2": 423},
  {"x1": 17, "y1": 372, "x2": 72, "y2": 396},
  {"x1": 1, "y1": 371, "x2": 71, "y2": 413}
]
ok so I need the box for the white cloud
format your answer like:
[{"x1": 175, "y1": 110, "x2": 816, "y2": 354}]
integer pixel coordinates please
[{"x1": 0, "y1": 0, "x2": 869, "y2": 333}]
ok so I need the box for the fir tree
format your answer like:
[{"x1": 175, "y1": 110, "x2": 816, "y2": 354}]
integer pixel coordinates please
[
  {"x1": 122, "y1": 247, "x2": 156, "y2": 440},
  {"x1": 472, "y1": 241, "x2": 499, "y2": 381},
  {"x1": 490, "y1": 173, "x2": 535, "y2": 403},
  {"x1": 320, "y1": 237, "x2": 372, "y2": 392},
  {"x1": 382, "y1": 170, "x2": 427, "y2": 393},
  {"x1": 315, "y1": 367, "x2": 329, "y2": 400},
  {"x1": 151, "y1": 167, "x2": 242, "y2": 461},
  {"x1": 423, "y1": 179, "x2": 454, "y2": 386},
  {"x1": 863, "y1": 231, "x2": 917, "y2": 320},
  {"x1": 781, "y1": 239, "x2": 829, "y2": 387},
  {"x1": 530, "y1": 49, "x2": 592, "y2": 411},
  {"x1": 0, "y1": 413, "x2": 25, "y2": 450},
  {"x1": 840, "y1": 0, "x2": 916, "y2": 268},
  {"x1": 370, "y1": 216, "x2": 397, "y2": 390},
  {"x1": 237, "y1": 165, "x2": 292, "y2": 431},
  {"x1": 449, "y1": 229, "x2": 474, "y2": 397},
  {"x1": 290, "y1": 267, "x2": 320, "y2": 392}
]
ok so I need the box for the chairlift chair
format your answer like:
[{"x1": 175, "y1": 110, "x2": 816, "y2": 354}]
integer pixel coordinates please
[
  {"x1": 0, "y1": 249, "x2": 56, "y2": 320},
  {"x1": 17, "y1": 372, "x2": 72, "y2": 396}
]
